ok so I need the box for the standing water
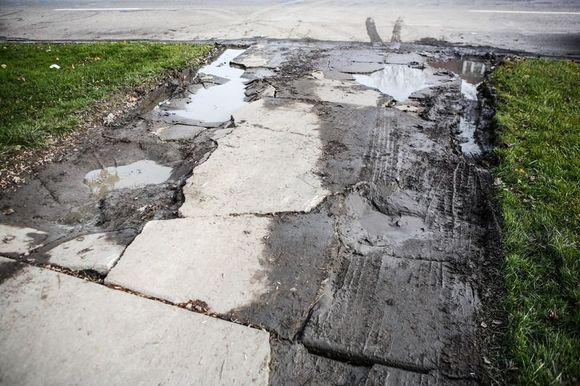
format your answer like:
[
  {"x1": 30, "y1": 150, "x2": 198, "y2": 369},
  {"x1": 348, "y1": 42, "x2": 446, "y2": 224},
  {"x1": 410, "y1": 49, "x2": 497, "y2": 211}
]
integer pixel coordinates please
[
  {"x1": 155, "y1": 49, "x2": 247, "y2": 125},
  {"x1": 84, "y1": 160, "x2": 173, "y2": 196},
  {"x1": 430, "y1": 58, "x2": 487, "y2": 156},
  {"x1": 354, "y1": 64, "x2": 433, "y2": 102}
]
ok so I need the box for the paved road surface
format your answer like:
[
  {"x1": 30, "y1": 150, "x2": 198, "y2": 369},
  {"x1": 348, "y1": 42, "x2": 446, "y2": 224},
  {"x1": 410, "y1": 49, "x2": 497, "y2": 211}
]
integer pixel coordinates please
[{"x1": 1, "y1": 0, "x2": 579, "y2": 56}]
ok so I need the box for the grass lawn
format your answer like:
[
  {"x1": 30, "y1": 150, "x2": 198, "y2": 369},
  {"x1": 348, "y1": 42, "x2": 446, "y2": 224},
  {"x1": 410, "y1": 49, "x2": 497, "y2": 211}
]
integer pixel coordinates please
[
  {"x1": 492, "y1": 59, "x2": 579, "y2": 385},
  {"x1": 0, "y1": 42, "x2": 212, "y2": 153}
]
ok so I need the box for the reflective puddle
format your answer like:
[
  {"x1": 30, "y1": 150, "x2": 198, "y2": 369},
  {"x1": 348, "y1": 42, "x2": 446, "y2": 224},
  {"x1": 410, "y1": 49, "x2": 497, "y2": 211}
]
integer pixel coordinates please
[
  {"x1": 429, "y1": 58, "x2": 486, "y2": 85},
  {"x1": 429, "y1": 58, "x2": 487, "y2": 156},
  {"x1": 156, "y1": 49, "x2": 247, "y2": 125},
  {"x1": 84, "y1": 160, "x2": 172, "y2": 195},
  {"x1": 354, "y1": 65, "x2": 432, "y2": 102}
]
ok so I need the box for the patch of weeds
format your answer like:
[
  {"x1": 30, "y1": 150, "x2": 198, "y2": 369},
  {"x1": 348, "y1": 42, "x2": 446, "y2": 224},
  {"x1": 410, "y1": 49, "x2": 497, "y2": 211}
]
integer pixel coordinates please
[{"x1": 492, "y1": 58, "x2": 579, "y2": 385}]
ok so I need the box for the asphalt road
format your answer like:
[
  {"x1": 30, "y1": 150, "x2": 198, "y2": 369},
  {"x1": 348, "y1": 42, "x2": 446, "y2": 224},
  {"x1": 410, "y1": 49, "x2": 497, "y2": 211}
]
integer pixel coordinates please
[{"x1": 0, "y1": 0, "x2": 579, "y2": 56}]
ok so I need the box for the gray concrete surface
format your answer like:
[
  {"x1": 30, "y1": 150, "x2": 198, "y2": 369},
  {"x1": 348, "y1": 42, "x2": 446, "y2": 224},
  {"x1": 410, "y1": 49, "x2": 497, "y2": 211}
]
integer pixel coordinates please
[
  {"x1": 45, "y1": 231, "x2": 131, "y2": 274},
  {"x1": 0, "y1": 257, "x2": 271, "y2": 385},
  {"x1": 0, "y1": 0, "x2": 579, "y2": 56},
  {"x1": 0, "y1": 224, "x2": 46, "y2": 255},
  {"x1": 106, "y1": 216, "x2": 271, "y2": 314},
  {"x1": 180, "y1": 99, "x2": 329, "y2": 217}
]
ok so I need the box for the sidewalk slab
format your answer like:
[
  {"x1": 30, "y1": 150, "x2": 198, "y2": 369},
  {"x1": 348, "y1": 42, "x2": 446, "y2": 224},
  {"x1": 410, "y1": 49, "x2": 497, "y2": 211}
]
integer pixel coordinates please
[
  {"x1": 0, "y1": 224, "x2": 47, "y2": 255},
  {"x1": 106, "y1": 216, "x2": 271, "y2": 314},
  {"x1": 277, "y1": 78, "x2": 381, "y2": 107},
  {"x1": 180, "y1": 100, "x2": 329, "y2": 217},
  {"x1": 45, "y1": 231, "x2": 133, "y2": 274},
  {"x1": 0, "y1": 257, "x2": 270, "y2": 386}
]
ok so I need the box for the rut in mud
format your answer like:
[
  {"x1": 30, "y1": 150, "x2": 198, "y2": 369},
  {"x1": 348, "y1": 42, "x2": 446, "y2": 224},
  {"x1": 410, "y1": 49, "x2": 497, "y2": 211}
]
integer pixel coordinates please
[{"x1": 0, "y1": 42, "x2": 504, "y2": 384}]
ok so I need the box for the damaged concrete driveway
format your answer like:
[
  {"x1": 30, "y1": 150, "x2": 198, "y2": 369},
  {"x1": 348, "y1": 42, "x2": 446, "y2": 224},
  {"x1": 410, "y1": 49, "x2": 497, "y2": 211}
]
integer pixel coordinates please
[{"x1": 0, "y1": 42, "x2": 501, "y2": 385}]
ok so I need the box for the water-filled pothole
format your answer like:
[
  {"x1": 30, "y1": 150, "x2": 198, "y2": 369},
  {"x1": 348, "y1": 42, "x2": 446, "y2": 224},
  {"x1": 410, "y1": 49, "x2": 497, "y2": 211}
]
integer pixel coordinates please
[
  {"x1": 353, "y1": 64, "x2": 433, "y2": 102},
  {"x1": 155, "y1": 49, "x2": 247, "y2": 126},
  {"x1": 84, "y1": 160, "x2": 173, "y2": 196}
]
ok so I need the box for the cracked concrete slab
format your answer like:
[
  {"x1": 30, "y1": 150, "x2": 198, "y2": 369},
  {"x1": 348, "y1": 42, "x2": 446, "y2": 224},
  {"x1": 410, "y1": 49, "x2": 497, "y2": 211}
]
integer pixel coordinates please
[
  {"x1": 303, "y1": 252, "x2": 480, "y2": 378},
  {"x1": 0, "y1": 224, "x2": 47, "y2": 256},
  {"x1": 44, "y1": 231, "x2": 133, "y2": 274},
  {"x1": 0, "y1": 257, "x2": 270, "y2": 385},
  {"x1": 180, "y1": 100, "x2": 329, "y2": 217},
  {"x1": 106, "y1": 216, "x2": 271, "y2": 314}
]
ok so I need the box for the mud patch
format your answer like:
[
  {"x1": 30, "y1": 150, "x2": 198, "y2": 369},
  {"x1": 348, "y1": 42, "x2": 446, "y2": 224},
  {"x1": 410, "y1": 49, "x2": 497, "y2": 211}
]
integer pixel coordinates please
[
  {"x1": 302, "y1": 252, "x2": 481, "y2": 378},
  {"x1": 269, "y1": 341, "x2": 369, "y2": 386},
  {"x1": 228, "y1": 202, "x2": 337, "y2": 340},
  {"x1": 0, "y1": 258, "x2": 24, "y2": 285}
]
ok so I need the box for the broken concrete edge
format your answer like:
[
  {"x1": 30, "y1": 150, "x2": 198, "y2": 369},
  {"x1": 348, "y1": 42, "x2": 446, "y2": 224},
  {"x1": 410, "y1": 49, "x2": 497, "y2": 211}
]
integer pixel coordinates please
[
  {"x1": 1, "y1": 36, "x2": 570, "y2": 60},
  {"x1": 0, "y1": 43, "x2": 224, "y2": 191},
  {"x1": 1, "y1": 254, "x2": 281, "y2": 339},
  {"x1": 0, "y1": 254, "x2": 106, "y2": 284}
]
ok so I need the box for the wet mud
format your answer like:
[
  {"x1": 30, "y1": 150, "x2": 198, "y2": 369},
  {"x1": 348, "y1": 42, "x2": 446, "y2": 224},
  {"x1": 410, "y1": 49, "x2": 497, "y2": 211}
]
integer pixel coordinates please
[
  {"x1": 1, "y1": 41, "x2": 504, "y2": 384},
  {"x1": 228, "y1": 43, "x2": 501, "y2": 384}
]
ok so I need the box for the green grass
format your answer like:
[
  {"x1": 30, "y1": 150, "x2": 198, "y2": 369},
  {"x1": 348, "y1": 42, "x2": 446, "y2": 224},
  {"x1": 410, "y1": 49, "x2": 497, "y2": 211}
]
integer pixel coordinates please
[
  {"x1": 492, "y1": 59, "x2": 580, "y2": 385},
  {"x1": 0, "y1": 42, "x2": 211, "y2": 152}
]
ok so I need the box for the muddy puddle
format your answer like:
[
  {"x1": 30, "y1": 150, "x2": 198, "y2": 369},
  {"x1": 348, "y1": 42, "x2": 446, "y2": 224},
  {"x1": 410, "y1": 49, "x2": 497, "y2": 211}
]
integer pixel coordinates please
[
  {"x1": 353, "y1": 64, "x2": 432, "y2": 102},
  {"x1": 430, "y1": 57, "x2": 488, "y2": 156},
  {"x1": 84, "y1": 160, "x2": 173, "y2": 196},
  {"x1": 154, "y1": 49, "x2": 247, "y2": 126},
  {"x1": 429, "y1": 58, "x2": 486, "y2": 85}
]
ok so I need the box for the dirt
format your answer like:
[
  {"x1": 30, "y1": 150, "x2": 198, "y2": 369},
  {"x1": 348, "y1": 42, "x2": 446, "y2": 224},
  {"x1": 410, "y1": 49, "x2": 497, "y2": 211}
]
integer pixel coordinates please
[{"x1": 0, "y1": 41, "x2": 508, "y2": 384}]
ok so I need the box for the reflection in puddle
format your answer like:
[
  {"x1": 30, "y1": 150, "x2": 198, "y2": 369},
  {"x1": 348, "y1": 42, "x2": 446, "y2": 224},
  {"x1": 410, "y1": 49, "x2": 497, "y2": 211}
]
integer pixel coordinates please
[
  {"x1": 84, "y1": 160, "x2": 172, "y2": 195},
  {"x1": 461, "y1": 80, "x2": 478, "y2": 101},
  {"x1": 429, "y1": 58, "x2": 486, "y2": 156},
  {"x1": 353, "y1": 65, "x2": 432, "y2": 101},
  {"x1": 459, "y1": 79, "x2": 481, "y2": 155},
  {"x1": 429, "y1": 58, "x2": 486, "y2": 85},
  {"x1": 157, "y1": 49, "x2": 247, "y2": 125},
  {"x1": 459, "y1": 116, "x2": 480, "y2": 156}
]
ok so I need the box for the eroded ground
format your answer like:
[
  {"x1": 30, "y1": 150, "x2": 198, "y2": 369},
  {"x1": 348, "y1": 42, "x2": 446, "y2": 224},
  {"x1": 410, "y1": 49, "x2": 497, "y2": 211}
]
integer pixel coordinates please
[{"x1": 0, "y1": 42, "x2": 503, "y2": 385}]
